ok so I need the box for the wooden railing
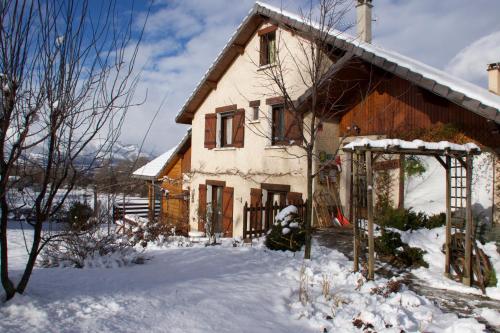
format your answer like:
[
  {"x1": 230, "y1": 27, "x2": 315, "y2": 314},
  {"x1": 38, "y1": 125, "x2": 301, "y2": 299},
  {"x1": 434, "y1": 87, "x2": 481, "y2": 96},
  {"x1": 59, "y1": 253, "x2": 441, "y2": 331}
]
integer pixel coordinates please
[
  {"x1": 113, "y1": 199, "x2": 160, "y2": 221},
  {"x1": 242, "y1": 201, "x2": 307, "y2": 240}
]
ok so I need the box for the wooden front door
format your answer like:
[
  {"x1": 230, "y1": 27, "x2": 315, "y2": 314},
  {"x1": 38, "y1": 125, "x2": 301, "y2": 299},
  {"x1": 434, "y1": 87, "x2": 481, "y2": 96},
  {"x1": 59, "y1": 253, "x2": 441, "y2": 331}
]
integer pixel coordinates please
[{"x1": 211, "y1": 185, "x2": 224, "y2": 235}]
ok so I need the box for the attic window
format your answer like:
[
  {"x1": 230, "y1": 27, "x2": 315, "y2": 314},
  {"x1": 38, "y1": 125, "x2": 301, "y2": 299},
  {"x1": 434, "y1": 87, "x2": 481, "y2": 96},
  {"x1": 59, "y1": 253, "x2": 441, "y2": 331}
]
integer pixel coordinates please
[{"x1": 259, "y1": 29, "x2": 276, "y2": 66}]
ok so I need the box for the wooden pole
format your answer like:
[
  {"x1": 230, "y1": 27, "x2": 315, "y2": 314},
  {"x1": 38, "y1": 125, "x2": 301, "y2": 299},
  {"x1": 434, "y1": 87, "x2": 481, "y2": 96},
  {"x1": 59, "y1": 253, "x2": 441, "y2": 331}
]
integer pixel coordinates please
[
  {"x1": 366, "y1": 150, "x2": 375, "y2": 280},
  {"x1": 243, "y1": 202, "x2": 248, "y2": 239},
  {"x1": 445, "y1": 155, "x2": 451, "y2": 277},
  {"x1": 398, "y1": 154, "x2": 405, "y2": 209},
  {"x1": 352, "y1": 153, "x2": 359, "y2": 272},
  {"x1": 345, "y1": 152, "x2": 353, "y2": 221},
  {"x1": 463, "y1": 154, "x2": 473, "y2": 286}
]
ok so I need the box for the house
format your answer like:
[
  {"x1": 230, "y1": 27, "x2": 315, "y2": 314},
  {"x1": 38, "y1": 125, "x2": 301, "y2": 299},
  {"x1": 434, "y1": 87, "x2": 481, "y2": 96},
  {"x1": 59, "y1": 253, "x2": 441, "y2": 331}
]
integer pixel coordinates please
[
  {"x1": 132, "y1": 130, "x2": 191, "y2": 235},
  {"x1": 171, "y1": 1, "x2": 499, "y2": 238}
]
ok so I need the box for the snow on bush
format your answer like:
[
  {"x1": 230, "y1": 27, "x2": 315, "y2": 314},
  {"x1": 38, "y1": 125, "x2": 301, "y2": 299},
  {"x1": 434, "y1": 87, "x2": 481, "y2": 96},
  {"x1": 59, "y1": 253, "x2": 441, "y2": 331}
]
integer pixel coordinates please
[
  {"x1": 40, "y1": 224, "x2": 146, "y2": 269},
  {"x1": 265, "y1": 205, "x2": 305, "y2": 252},
  {"x1": 122, "y1": 214, "x2": 172, "y2": 247}
]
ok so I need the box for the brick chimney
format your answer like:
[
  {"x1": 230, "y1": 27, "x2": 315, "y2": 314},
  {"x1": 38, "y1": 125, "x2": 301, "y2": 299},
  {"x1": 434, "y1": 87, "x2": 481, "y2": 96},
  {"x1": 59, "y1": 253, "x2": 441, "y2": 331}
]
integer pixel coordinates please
[
  {"x1": 488, "y1": 63, "x2": 500, "y2": 95},
  {"x1": 356, "y1": 0, "x2": 373, "y2": 43}
]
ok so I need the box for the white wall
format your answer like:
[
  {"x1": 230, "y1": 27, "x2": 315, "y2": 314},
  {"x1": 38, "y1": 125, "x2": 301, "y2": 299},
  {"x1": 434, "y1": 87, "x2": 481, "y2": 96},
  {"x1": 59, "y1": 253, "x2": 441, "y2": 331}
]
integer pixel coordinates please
[{"x1": 188, "y1": 24, "x2": 325, "y2": 237}]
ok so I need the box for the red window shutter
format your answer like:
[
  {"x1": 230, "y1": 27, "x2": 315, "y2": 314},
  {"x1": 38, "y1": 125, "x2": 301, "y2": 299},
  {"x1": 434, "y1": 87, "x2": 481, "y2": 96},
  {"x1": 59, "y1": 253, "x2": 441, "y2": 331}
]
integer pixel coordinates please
[
  {"x1": 287, "y1": 192, "x2": 303, "y2": 205},
  {"x1": 204, "y1": 114, "x2": 217, "y2": 149},
  {"x1": 222, "y1": 187, "x2": 234, "y2": 237},
  {"x1": 198, "y1": 184, "x2": 207, "y2": 232},
  {"x1": 232, "y1": 109, "x2": 245, "y2": 148},
  {"x1": 284, "y1": 109, "x2": 303, "y2": 145}
]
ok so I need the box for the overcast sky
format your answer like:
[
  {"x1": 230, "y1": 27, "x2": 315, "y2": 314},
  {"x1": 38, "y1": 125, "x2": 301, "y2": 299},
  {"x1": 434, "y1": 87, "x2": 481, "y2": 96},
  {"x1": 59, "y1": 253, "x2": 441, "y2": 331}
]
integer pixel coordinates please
[{"x1": 123, "y1": 0, "x2": 500, "y2": 155}]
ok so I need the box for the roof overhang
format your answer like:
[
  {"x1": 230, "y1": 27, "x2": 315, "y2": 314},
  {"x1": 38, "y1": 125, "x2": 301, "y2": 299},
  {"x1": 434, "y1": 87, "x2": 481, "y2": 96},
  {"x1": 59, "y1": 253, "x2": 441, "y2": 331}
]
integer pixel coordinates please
[{"x1": 131, "y1": 129, "x2": 191, "y2": 181}]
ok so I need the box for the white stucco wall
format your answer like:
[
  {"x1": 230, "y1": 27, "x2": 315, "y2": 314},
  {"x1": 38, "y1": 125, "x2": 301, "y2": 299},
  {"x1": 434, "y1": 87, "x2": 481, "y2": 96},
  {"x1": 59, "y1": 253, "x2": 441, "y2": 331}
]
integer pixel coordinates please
[{"x1": 188, "y1": 24, "x2": 324, "y2": 237}]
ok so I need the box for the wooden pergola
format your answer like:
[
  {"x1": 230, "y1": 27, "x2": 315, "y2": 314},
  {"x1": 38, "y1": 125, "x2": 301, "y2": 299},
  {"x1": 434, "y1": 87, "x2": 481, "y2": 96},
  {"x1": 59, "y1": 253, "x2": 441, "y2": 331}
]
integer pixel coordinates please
[{"x1": 342, "y1": 139, "x2": 481, "y2": 287}]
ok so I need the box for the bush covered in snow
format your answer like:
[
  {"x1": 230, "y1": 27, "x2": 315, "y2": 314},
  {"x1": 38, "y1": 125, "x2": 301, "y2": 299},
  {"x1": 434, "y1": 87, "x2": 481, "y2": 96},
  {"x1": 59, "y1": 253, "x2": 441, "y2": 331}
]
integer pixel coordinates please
[
  {"x1": 265, "y1": 206, "x2": 305, "y2": 252},
  {"x1": 122, "y1": 215, "x2": 172, "y2": 248},
  {"x1": 40, "y1": 221, "x2": 146, "y2": 268}
]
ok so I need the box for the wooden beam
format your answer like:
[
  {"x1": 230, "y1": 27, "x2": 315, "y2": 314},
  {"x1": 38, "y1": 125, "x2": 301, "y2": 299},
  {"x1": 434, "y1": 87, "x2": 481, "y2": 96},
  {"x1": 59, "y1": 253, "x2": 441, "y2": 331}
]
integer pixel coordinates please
[
  {"x1": 206, "y1": 80, "x2": 217, "y2": 90},
  {"x1": 434, "y1": 155, "x2": 447, "y2": 169},
  {"x1": 344, "y1": 152, "x2": 352, "y2": 223},
  {"x1": 445, "y1": 155, "x2": 451, "y2": 277},
  {"x1": 352, "y1": 153, "x2": 359, "y2": 272},
  {"x1": 398, "y1": 154, "x2": 405, "y2": 209},
  {"x1": 463, "y1": 155, "x2": 473, "y2": 286},
  {"x1": 366, "y1": 151, "x2": 375, "y2": 280},
  {"x1": 232, "y1": 43, "x2": 245, "y2": 55},
  {"x1": 454, "y1": 156, "x2": 467, "y2": 168}
]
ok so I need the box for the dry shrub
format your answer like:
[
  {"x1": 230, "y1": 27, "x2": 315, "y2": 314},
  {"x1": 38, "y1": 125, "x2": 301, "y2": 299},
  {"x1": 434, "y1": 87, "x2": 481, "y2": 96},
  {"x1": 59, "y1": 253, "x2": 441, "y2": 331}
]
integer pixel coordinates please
[{"x1": 371, "y1": 279, "x2": 403, "y2": 298}]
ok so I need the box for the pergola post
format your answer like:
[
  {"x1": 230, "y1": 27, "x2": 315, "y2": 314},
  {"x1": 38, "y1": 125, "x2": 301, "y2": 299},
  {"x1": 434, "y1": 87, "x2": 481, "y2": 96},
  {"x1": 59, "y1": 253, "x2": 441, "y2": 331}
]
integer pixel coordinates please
[
  {"x1": 366, "y1": 151, "x2": 374, "y2": 280},
  {"x1": 463, "y1": 154, "x2": 473, "y2": 286},
  {"x1": 352, "y1": 153, "x2": 359, "y2": 272},
  {"x1": 445, "y1": 155, "x2": 451, "y2": 277},
  {"x1": 345, "y1": 152, "x2": 353, "y2": 223}
]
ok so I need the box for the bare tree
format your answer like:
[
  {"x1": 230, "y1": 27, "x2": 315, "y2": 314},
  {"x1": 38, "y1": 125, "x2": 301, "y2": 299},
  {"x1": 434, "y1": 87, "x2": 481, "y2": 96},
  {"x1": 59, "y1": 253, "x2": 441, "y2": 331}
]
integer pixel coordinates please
[
  {"x1": 254, "y1": 0, "x2": 357, "y2": 259},
  {"x1": 0, "y1": 0, "x2": 148, "y2": 300}
]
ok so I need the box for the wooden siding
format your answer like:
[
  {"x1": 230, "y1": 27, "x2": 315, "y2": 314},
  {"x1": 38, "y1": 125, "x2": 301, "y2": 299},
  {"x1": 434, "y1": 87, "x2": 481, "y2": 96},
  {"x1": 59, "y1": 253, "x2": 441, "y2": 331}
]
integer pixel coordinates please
[
  {"x1": 154, "y1": 145, "x2": 191, "y2": 235},
  {"x1": 335, "y1": 63, "x2": 500, "y2": 149}
]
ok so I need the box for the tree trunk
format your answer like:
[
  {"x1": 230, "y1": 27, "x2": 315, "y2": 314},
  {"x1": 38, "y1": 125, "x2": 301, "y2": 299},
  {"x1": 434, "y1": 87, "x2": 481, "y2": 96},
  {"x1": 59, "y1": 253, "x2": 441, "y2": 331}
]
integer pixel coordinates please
[
  {"x1": 15, "y1": 221, "x2": 43, "y2": 294},
  {"x1": 0, "y1": 200, "x2": 16, "y2": 300},
  {"x1": 304, "y1": 148, "x2": 313, "y2": 259}
]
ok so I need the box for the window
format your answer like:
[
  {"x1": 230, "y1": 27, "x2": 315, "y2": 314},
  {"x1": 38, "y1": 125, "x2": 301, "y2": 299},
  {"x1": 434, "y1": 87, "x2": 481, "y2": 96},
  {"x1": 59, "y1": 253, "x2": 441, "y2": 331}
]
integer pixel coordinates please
[
  {"x1": 260, "y1": 31, "x2": 276, "y2": 66},
  {"x1": 271, "y1": 104, "x2": 285, "y2": 145},
  {"x1": 252, "y1": 106, "x2": 259, "y2": 121},
  {"x1": 220, "y1": 112, "x2": 233, "y2": 147}
]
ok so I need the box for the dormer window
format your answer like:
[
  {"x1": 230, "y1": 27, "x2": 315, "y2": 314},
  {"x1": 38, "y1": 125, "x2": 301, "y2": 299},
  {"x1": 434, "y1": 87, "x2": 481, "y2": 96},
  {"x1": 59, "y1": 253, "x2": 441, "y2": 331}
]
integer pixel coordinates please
[{"x1": 259, "y1": 26, "x2": 277, "y2": 66}]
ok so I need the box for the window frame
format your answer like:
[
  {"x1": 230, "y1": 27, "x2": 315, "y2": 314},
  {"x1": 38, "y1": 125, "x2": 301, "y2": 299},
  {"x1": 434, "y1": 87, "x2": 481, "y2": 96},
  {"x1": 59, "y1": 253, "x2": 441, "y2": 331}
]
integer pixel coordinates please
[
  {"x1": 260, "y1": 30, "x2": 276, "y2": 66},
  {"x1": 217, "y1": 111, "x2": 234, "y2": 148},
  {"x1": 271, "y1": 104, "x2": 286, "y2": 145}
]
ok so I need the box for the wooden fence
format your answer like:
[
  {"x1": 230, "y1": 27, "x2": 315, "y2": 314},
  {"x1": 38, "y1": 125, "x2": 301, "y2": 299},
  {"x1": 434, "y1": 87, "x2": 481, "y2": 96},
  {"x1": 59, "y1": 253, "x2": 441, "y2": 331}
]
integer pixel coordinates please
[
  {"x1": 242, "y1": 201, "x2": 307, "y2": 239},
  {"x1": 113, "y1": 199, "x2": 160, "y2": 221}
]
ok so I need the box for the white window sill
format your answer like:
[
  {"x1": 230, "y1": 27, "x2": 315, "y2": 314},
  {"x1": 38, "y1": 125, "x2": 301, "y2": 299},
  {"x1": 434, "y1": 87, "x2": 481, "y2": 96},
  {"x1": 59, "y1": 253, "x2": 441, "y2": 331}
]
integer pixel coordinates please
[
  {"x1": 214, "y1": 147, "x2": 237, "y2": 151},
  {"x1": 257, "y1": 63, "x2": 277, "y2": 71},
  {"x1": 264, "y1": 145, "x2": 288, "y2": 150},
  {"x1": 248, "y1": 119, "x2": 260, "y2": 124}
]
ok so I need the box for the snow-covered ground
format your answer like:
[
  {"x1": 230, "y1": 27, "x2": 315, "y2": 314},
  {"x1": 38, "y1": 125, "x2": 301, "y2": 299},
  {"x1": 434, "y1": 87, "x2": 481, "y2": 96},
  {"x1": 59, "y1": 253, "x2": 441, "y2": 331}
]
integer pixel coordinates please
[
  {"x1": 1, "y1": 223, "x2": 496, "y2": 333},
  {"x1": 398, "y1": 226, "x2": 500, "y2": 300}
]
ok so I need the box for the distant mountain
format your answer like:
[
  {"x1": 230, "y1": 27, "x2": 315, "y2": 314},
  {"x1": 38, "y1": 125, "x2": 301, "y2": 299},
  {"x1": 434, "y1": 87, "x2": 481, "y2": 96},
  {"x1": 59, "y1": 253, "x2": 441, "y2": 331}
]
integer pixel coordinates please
[
  {"x1": 23, "y1": 141, "x2": 153, "y2": 166},
  {"x1": 107, "y1": 142, "x2": 154, "y2": 162}
]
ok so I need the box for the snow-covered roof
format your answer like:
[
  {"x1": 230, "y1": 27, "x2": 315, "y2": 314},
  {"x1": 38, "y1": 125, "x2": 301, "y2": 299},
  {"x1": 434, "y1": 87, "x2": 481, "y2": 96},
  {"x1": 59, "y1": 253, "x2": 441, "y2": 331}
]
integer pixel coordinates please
[
  {"x1": 343, "y1": 138, "x2": 481, "y2": 155},
  {"x1": 132, "y1": 129, "x2": 191, "y2": 180},
  {"x1": 175, "y1": 2, "x2": 500, "y2": 124}
]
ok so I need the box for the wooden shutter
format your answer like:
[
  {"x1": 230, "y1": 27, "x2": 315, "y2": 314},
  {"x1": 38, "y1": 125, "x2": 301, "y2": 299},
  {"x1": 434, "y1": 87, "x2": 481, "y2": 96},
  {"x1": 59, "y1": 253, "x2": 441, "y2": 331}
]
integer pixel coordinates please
[
  {"x1": 284, "y1": 109, "x2": 303, "y2": 145},
  {"x1": 204, "y1": 114, "x2": 217, "y2": 149},
  {"x1": 232, "y1": 109, "x2": 245, "y2": 148},
  {"x1": 287, "y1": 192, "x2": 303, "y2": 205},
  {"x1": 222, "y1": 187, "x2": 234, "y2": 237},
  {"x1": 198, "y1": 184, "x2": 207, "y2": 232}
]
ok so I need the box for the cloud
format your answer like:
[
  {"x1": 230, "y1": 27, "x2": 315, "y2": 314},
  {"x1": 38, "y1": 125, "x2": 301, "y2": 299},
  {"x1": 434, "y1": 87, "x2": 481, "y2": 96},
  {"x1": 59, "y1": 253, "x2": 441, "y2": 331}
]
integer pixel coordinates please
[{"x1": 445, "y1": 31, "x2": 500, "y2": 85}]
